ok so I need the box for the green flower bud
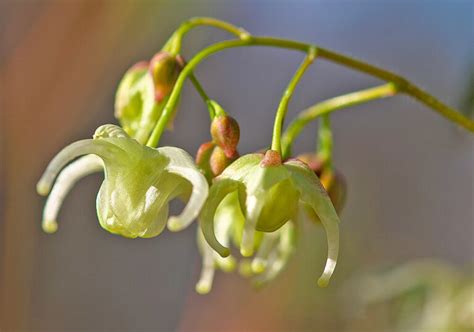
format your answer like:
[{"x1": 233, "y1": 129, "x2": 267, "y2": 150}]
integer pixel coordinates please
[
  {"x1": 114, "y1": 61, "x2": 155, "y2": 141},
  {"x1": 148, "y1": 51, "x2": 184, "y2": 103},
  {"x1": 210, "y1": 115, "x2": 240, "y2": 158},
  {"x1": 37, "y1": 125, "x2": 208, "y2": 238},
  {"x1": 114, "y1": 53, "x2": 184, "y2": 144},
  {"x1": 199, "y1": 149, "x2": 341, "y2": 287}
]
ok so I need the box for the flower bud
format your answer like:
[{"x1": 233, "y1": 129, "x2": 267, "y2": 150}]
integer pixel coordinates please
[
  {"x1": 210, "y1": 146, "x2": 233, "y2": 177},
  {"x1": 210, "y1": 115, "x2": 240, "y2": 158},
  {"x1": 114, "y1": 61, "x2": 150, "y2": 138},
  {"x1": 148, "y1": 51, "x2": 185, "y2": 102},
  {"x1": 196, "y1": 142, "x2": 216, "y2": 182},
  {"x1": 195, "y1": 142, "x2": 238, "y2": 182}
]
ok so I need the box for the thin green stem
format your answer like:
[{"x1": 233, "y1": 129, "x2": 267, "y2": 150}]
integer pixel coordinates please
[
  {"x1": 281, "y1": 83, "x2": 398, "y2": 158},
  {"x1": 188, "y1": 73, "x2": 215, "y2": 118},
  {"x1": 162, "y1": 17, "x2": 249, "y2": 122},
  {"x1": 164, "y1": 17, "x2": 249, "y2": 54},
  {"x1": 147, "y1": 39, "x2": 248, "y2": 147},
  {"x1": 317, "y1": 114, "x2": 333, "y2": 168},
  {"x1": 271, "y1": 48, "x2": 316, "y2": 153},
  {"x1": 146, "y1": 36, "x2": 474, "y2": 147}
]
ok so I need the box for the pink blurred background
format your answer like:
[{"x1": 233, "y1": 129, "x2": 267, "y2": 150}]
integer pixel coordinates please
[{"x1": 1, "y1": 0, "x2": 472, "y2": 330}]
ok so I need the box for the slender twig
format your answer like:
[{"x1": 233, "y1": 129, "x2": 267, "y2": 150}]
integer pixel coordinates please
[
  {"x1": 281, "y1": 83, "x2": 398, "y2": 158},
  {"x1": 146, "y1": 36, "x2": 473, "y2": 148}
]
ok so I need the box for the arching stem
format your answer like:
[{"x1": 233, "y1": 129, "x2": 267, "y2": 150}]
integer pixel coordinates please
[
  {"x1": 317, "y1": 114, "x2": 333, "y2": 169},
  {"x1": 281, "y1": 83, "x2": 398, "y2": 158},
  {"x1": 146, "y1": 36, "x2": 474, "y2": 148},
  {"x1": 271, "y1": 48, "x2": 316, "y2": 154}
]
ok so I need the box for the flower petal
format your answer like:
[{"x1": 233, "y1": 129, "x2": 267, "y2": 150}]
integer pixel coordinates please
[
  {"x1": 212, "y1": 193, "x2": 239, "y2": 271},
  {"x1": 286, "y1": 160, "x2": 340, "y2": 287},
  {"x1": 195, "y1": 233, "x2": 216, "y2": 295},
  {"x1": 199, "y1": 178, "x2": 240, "y2": 258},
  {"x1": 37, "y1": 139, "x2": 121, "y2": 196},
  {"x1": 241, "y1": 194, "x2": 263, "y2": 257},
  {"x1": 41, "y1": 155, "x2": 103, "y2": 233},
  {"x1": 252, "y1": 221, "x2": 297, "y2": 287},
  {"x1": 251, "y1": 231, "x2": 279, "y2": 274},
  {"x1": 158, "y1": 146, "x2": 209, "y2": 232}
]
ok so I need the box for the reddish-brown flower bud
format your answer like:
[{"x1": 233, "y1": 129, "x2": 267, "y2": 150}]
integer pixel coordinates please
[
  {"x1": 196, "y1": 142, "x2": 216, "y2": 182},
  {"x1": 148, "y1": 52, "x2": 184, "y2": 102},
  {"x1": 196, "y1": 142, "x2": 239, "y2": 183},
  {"x1": 195, "y1": 142, "x2": 238, "y2": 182},
  {"x1": 210, "y1": 146, "x2": 233, "y2": 177},
  {"x1": 196, "y1": 142, "x2": 215, "y2": 165},
  {"x1": 210, "y1": 115, "x2": 240, "y2": 158}
]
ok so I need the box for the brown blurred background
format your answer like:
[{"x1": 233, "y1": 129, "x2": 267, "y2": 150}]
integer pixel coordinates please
[{"x1": 1, "y1": 0, "x2": 473, "y2": 330}]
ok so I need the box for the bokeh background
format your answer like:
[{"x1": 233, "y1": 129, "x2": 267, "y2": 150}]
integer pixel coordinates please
[{"x1": 1, "y1": 0, "x2": 473, "y2": 330}]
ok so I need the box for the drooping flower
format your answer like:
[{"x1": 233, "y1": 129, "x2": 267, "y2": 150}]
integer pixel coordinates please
[
  {"x1": 199, "y1": 149, "x2": 340, "y2": 287},
  {"x1": 37, "y1": 125, "x2": 208, "y2": 237},
  {"x1": 195, "y1": 191, "x2": 297, "y2": 294}
]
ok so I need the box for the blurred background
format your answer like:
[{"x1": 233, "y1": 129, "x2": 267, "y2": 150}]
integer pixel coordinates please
[{"x1": 1, "y1": 0, "x2": 473, "y2": 330}]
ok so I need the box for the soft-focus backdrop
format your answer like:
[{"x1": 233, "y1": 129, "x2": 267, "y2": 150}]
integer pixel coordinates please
[{"x1": 1, "y1": 0, "x2": 473, "y2": 330}]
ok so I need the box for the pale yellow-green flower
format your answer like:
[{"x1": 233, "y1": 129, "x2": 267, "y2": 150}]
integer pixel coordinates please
[
  {"x1": 199, "y1": 150, "x2": 340, "y2": 287},
  {"x1": 195, "y1": 191, "x2": 297, "y2": 294},
  {"x1": 37, "y1": 125, "x2": 208, "y2": 238}
]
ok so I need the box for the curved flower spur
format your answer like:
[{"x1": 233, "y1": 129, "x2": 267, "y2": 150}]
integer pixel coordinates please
[{"x1": 37, "y1": 125, "x2": 208, "y2": 237}]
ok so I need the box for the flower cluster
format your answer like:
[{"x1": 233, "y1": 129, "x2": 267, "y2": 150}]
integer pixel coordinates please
[{"x1": 37, "y1": 17, "x2": 471, "y2": 295}]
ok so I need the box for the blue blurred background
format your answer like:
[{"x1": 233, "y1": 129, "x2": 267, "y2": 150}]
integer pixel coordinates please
[{"x1": 1, "y1": 0, "x2": 473, "y2": 330}]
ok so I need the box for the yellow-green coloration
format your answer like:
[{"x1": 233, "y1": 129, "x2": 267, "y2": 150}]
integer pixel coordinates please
[
  {"x1": 114, "y1": 62, "x2": 162, "y2": 144},
  {"x1": 114, "y1": 52, "x2": 183, "y2": 145},
  {"x1": 37, "y1": 125, "x2": 208, "y2": 238},
  {"x1": 199, "y1": 150, "x2": 340, "y2": 287},
  {"x1": 196, "y1": 191, "x2": 296, "y2": 294},
  {"x1": 297, "y1": 153, "x2": 347, "y2": 224}
]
